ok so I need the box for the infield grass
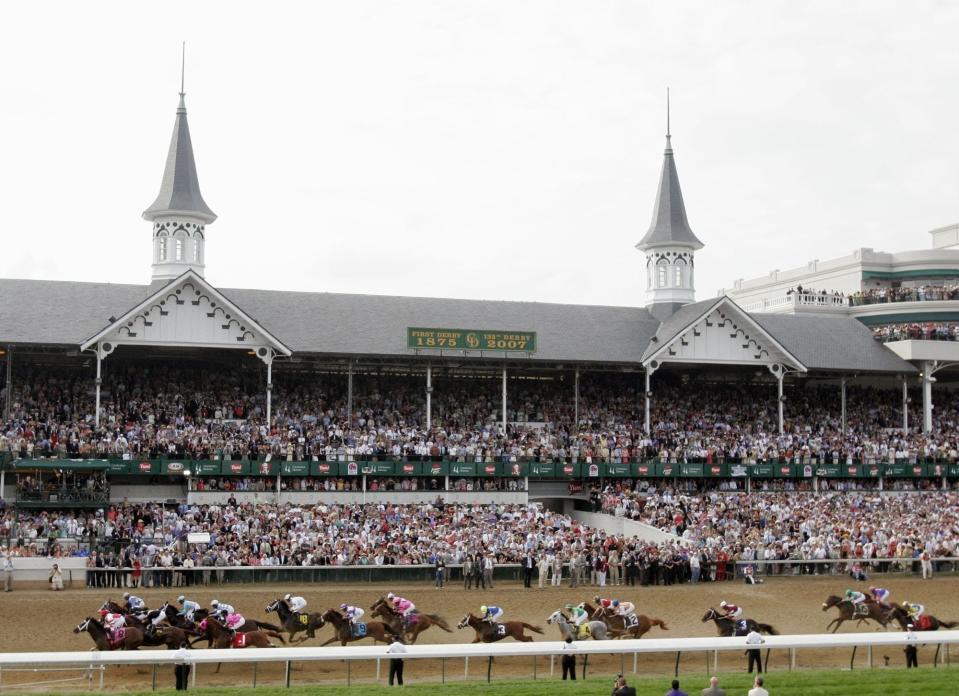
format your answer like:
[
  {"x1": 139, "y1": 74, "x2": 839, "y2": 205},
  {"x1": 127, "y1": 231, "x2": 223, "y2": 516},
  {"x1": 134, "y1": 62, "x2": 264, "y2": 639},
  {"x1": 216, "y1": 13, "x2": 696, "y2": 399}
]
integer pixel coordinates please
[{"x1": 48, "y1": 666, "x2": 956, "y2": 696}]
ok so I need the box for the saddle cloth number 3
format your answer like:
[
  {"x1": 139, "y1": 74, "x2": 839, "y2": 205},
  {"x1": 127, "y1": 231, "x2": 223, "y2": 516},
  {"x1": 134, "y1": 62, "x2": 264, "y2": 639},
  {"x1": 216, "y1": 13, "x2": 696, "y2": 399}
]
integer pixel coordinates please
[{"x1": 496, "y1": 624, "x2": 507, "y2": 636}]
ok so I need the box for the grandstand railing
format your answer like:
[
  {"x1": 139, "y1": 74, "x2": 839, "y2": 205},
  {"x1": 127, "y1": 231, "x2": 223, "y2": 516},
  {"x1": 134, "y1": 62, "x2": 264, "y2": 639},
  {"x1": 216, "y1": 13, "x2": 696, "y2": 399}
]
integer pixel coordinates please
[{"x1": 2, "y1": 631, "x2": 956, "y2": 689}]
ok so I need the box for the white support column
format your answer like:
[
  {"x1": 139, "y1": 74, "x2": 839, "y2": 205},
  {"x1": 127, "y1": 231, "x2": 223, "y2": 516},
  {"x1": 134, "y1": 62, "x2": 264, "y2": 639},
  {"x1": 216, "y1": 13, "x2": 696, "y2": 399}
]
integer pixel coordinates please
[
  {"x1": 501, "y1": 365, "x2": 507, "y2": 434},
  {"x1": 922, "y1": 361, "x2": 934, "y2": 434},
  {"x1": 902, "y1": 377, "x2": 909, "y2": 432},
  {"x1": 266, "y1": 357, "x2": 273, "y2": 427},
  {"x1": 840, "y1": 378, "x2": 847, "y2": 437},
  {"x1": 574, "y1": 368, "x2": 580, "y2": 427},
  {"x1": 347, "y1": 362, "x2": 354, "y2": 428},
  {"x1": 777, "y1": 370, "x2": 785, "y2": 436},
  {"x1": 94, "y1": 349, "x2": 103, "y2": 428},
  {"x1": 644, "y1": 370, "x2": 652, "y2": 435},
  {"x1": 426, "y1": 363, "x2": 432, "y2": 432}
]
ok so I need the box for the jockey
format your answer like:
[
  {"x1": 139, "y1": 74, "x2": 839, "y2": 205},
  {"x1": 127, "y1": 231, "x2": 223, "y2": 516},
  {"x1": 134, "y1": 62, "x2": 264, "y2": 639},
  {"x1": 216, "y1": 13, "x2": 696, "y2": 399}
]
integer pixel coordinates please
[
  {"x1": 284, "y1": 593, "x2": 308, "y2": 613},
  {"x1": 567, "y1": 604, "x2": 589, "y2": 627},
  {"x1": 176, "y1": 595, "x2": 201, "y2": 622},
  {"x1": 720, "y1": 601, "x2": 743, "y2": 620},
  {"x1": 904, "y1": 602, "x2": 926, "y2": 621},
  {"x1": 391, "y1": 595, "x2": 416, "y2": 617},
  {"x1": 480, "y1": 605, "x2": 504, "y2": 624},
  {"x1": 211, "y1": 599, "x2": 236, "y2": 622},
  {"x1": 123, "y1": 592, "x2": 147, "y2": 614},
  {"x1": 844, "y1": 589, "x2": 867, "y2": 606},
  {"x1": 613, "y1": 599, "x2": 636, "y2": 619},
  {"x1": 340, "y1": 603, "x2": 365, "y2": 626},
  {"x1": 100, "y1": 610, "x2": 126, "y2": 639},
  {"x1": 869, "y1": 586, "x2": 890, "y2": 605},
  {"x1": 593, "y1": 595, "x2": 613, "y2": 611}
]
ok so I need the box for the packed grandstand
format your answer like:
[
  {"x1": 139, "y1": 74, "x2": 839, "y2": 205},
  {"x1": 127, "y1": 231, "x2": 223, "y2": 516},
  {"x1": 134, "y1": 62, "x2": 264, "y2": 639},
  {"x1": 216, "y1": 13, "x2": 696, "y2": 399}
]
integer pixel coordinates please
[{"x1": 2, "y1": 82, "x2": 959, "y2": 588}]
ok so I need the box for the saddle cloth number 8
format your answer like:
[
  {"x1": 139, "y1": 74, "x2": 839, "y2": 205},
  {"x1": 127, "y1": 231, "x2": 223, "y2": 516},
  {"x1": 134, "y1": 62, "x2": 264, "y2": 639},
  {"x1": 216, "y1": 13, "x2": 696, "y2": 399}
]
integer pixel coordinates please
[{"x1": 299, "y1": 614, "x2": 309, "y2": 625}]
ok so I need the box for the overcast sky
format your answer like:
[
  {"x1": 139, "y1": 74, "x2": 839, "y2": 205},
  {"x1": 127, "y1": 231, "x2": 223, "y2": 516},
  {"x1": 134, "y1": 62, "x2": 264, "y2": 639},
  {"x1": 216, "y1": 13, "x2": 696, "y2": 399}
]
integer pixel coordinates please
[{"x1": 2, "y1": 1, "x2": 957, "y2": 308}]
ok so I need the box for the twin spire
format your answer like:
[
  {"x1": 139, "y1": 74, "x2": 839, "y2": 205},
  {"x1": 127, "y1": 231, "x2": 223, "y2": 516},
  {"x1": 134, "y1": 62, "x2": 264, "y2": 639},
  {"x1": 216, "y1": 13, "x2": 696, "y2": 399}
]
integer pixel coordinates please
[
  {"x1": 635, "y1": 89, "x2": 702, "y2": 252},
  {"x1": 143, "y1": 44, "x2": 216, "y2": 225}
]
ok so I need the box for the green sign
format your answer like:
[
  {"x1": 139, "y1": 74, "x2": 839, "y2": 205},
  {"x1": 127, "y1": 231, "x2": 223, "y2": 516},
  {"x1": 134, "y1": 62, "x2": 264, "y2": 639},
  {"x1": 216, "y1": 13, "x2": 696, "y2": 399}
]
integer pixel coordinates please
[{"x1": 407, "y1": 327, "x2": 536, "y2": 353}]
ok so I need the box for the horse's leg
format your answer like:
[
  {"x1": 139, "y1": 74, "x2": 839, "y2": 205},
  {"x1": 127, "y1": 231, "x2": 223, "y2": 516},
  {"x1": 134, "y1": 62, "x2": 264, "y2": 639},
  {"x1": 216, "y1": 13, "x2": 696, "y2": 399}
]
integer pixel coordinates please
[
  {"x1": 517, "y1": 633, "x2": 534, "y2": 642},
  {"x1": 319, "y1": 636, "x2": 339, "y2": 647},
  {"x1": 831, "y1": 619, "x2": 843, "y2": 634}
]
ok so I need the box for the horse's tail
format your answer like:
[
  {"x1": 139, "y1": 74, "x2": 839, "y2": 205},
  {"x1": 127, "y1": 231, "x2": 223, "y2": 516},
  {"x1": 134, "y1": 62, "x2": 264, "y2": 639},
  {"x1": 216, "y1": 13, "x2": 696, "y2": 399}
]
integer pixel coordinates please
[
  {"x1": 757, "y1": 623, "x2": 778, "y2": 635},
  {"x1": 523, "y1": 623, "x2": 545, "y2": 635},
  {"x1": 428, "y1": 614, "x2": 454, "y2": 632},
  {"x1": 256, "y1": 621, "x2": 282, "y2": 633},
  {"x1": 939, "y1": 620, "x2": 959, "y2": 629},
  {"x1": 651, "y1": 618, "x2": 669, "y2": 631}
]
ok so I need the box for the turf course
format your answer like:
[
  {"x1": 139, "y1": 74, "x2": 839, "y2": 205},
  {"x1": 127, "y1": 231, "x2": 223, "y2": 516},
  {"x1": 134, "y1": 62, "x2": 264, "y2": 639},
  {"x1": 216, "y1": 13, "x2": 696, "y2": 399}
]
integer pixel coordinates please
[{"x1": 48, "y1": 666, "x2": 956, "y2": 696}]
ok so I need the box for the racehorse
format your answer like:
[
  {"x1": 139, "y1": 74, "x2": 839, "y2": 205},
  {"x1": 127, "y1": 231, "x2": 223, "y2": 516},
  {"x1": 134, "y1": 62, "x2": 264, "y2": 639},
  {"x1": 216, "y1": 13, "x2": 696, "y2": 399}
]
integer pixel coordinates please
[
  {"x1": 200, "y1": 618, "x2": 281, "y2": 672},
  {"x1": 266, "y1": 599, "x2": 326, "y2": 644},
  {"x1": 701, "y1": 608, "x2": 778, "y2": 637},
  {"x1": 580, "y1": 602, "x2": 668, "y2": 640},
  {"x1": 457, "y1": 613, "x2": 544, "y2": 643},
  {"x1": 98, "y1": 601, "x2": 202, "y2": 648},
  {"x1": 320, "y1": 609, "x2": 398, "y2": 646},
  {"x1": 886, "y1": 605, "x2": 958, "y2": 632},
  {"x1": 74, "y1": 617, "x2": 144, "y2": 651},
  {"x1": 190, "y1": 614, "x2": 286, "y2": 648},
  {"x1": 821, "y1": 595, "x2": 890, "y2": 633},
  {"x1": 546, "y1": 610, "x2": 609, "y2": 641},
  {"x1": 370, "y1": 596, "x2": 453, "y2": 644}
]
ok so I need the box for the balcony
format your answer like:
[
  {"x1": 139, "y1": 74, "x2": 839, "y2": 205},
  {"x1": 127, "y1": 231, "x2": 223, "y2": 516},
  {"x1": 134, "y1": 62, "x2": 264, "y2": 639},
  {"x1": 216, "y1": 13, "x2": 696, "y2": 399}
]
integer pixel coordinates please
[{"x1": 742, "y1": 293, "x2": 849, "y2": 314}]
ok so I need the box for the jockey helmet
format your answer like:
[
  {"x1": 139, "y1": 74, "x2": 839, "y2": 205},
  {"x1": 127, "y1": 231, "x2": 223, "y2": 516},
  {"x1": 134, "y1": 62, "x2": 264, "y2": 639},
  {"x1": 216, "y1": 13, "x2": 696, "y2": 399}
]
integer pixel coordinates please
[
  {"x1": 387, "y1": 592, "x2": 395, "y2": 600},
  {"x1": 601, "y1": 599, "x2": 611, "y2": 607},
  {"x1": 284, "y1": 593, "x2": 292, "y2": 601},
  {"x1": 845, "y1": 589, "x2": 853, "y2": 596},
  {"x1": 720, "y1": 601, "x2": 728, "y2": 607},
  {"x1": 480, "y1": 606, "x2": 488, "y2": 614},
  {"x1": 123, "y1": 592, "x2": 130, "y2": 600},
  {"x1": 211, "y1": 600, "x2": 219, "y2": 607},
  {"x1": 612, "y1": 600, "x2": 620, "y2": 607},
  {"x1": 340, "y1": 603, "x2": 348, "y2": 611},
  {"x1": 177, "y1": 595, "x2": 185, "y2": 604},
  {"x1": 593, "y1": 596, "x2": 601, "y2": 603},
  {"x1": 869, "y1": 587, "x2": 877, "y2": 593}
]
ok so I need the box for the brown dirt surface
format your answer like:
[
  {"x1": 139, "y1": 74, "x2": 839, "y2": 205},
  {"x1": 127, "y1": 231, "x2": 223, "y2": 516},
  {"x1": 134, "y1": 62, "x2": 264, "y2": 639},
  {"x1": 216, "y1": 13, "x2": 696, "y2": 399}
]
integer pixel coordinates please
[{"x1": 1, "y1": 574, "x2": 957, "y2": 690}]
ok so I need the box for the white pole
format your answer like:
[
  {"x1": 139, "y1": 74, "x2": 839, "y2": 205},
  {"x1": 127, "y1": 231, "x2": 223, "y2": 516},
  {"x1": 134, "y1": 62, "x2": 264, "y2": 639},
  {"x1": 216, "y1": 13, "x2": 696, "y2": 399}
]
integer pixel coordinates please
[
  {"x1": 501, "y1": 365, "x2": 507, "y2": 434},
  {"x1": 574, "y1": 369, "x2": 580, "y2": 427},
  {"x1": 777, "y1": 371, "x2": 784, "y2": 436},
  {"x1": 426, "y1": 363, "x2": 432, "y2": 432},
  {"x1": 644, "y1": 370, "x2": 651, "y2": 435},
  {"x1": 266, "y1": 358, "x2": 273, "y2": 427},
  {"x1": 922, "y1": 361, "x2": 934, "y2": 433},
  {"x1": 840, "y1": 378, "x2": 847, "y2": 437},
  {"x1": 902, "y1": 377, "x2": 909, "y2": 432},
  {"x1": 94, "y1": 350, "x2": 102, "y2": 428}
]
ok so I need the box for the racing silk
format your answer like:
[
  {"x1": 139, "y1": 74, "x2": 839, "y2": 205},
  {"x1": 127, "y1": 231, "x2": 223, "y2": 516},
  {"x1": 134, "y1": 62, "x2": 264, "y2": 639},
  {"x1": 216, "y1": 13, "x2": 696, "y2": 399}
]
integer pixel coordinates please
[
  {"x1": 723, "y1": 604, "x2": 742, "y2": 618},
  {"x1": 907, "y1": 603, "x2": 925, "y2": 618},
  {"x1": 288, "y1": 596, "x2": 307, "y2": 613},
  {"x1": 344, "y1": 606, "x2": 365, "y2": 622},
  {"x1": 215, "y1": 603, "x2": 236, "y2": 617},
  {"x1": 871, "y1": 588, "x2": 890, "y2": 603},
  {"x1": 179, "y1": 600, "x2": 201, "y2": 618},
  {"x1": 598, "y1": 598, "x2": 613, "y2": 609},
  {"x1": 394, "y1": 598, "x2": 415, "y2": 616},
  {"x1": 617, "y1": 601, "x2": 636, "y2": 617},
  {"x1": 484, "y1": 606, "x2": 504, "y2": 621},
  {"x1": 126, "y1": 596, "x2": 146, "y2": 611},
  {"x1": 847, "y1": 592, "x2": 866, "y2": 604},
  {"x1": 225, "y1": 613, "x2": 246, "y2": 631},
  {"x1": 570, "y1": 607, "x2": 588, "y2": 626},
  {"x1": 105, "y1": 613, "x2": 126, "y2": 631}
]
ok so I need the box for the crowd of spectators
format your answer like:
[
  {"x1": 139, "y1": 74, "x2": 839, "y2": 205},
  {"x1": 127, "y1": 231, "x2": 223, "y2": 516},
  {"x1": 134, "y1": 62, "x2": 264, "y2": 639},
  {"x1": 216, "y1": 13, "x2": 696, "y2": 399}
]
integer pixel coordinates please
[
  {"x1": 850, "y1": 284, "x2": 959, "y2": 305},
  {"x1": 1, "y1": 488, "x2": 956, "y2": 590},
  {"x1": 5, "y1": 365, "x2": 959, "y2": 468},
  {"x1": 872, "y1": 323, "x2": 959, "y2": 342}
]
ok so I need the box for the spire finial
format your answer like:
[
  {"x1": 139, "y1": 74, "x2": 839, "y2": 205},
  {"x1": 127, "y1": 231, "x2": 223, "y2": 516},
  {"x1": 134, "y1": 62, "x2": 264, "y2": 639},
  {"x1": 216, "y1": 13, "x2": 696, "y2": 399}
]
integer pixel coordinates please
[
  {"x1": 180, "y1": 42, "x2": 186, "y2": 97},
  {"x1": 665, "y1": 87, "x2": 672, "y2": 152}
]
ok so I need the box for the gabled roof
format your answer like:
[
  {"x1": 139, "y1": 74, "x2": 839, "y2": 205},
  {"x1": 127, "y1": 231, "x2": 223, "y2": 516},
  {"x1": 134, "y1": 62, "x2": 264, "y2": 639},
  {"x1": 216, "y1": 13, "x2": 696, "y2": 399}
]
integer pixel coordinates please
[
  {"x1": 79, "y1": 271, "x2": 291, "y2": 356},
  {"x1": 143, "y1": 93, "x2": 216, "y2": 224},
  {"x1": 635, "y1": 136, "x2": 703, "y2": 251}
]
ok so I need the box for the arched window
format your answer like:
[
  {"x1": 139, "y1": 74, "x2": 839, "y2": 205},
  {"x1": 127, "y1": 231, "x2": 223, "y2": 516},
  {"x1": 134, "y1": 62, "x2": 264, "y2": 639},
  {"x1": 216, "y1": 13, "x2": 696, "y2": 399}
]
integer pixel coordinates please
[
  {"x1": 674, "y1": 257, "x2": 687, "y2": 288},
  {"x1": 657, "y1": 262, "x2": 667, "y2": 288},
  {"x1": 158, "y1": 235, "x2": 168, "y2": 261},
  {"x1": 175, "y1": 238, "x2": 184, "y2": 261},
  {"x1": 192, "y1": 238, "x2": 199, "y2": 262}
]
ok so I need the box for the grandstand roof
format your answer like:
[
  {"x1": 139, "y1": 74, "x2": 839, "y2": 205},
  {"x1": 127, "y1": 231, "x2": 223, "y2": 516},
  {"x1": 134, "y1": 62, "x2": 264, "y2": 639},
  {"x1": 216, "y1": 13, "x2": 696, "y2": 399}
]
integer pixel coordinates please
[
  {"x1": 0, "y1": 277, "x2": 915, "y2": 373},
  {"x1": 142, "y1": 93, "x2": 216, "y2": 224}
]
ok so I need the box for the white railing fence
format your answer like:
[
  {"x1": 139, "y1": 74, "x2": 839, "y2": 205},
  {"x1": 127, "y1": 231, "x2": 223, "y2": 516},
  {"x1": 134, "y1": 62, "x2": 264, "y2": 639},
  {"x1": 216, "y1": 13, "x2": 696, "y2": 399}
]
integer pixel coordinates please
[{"x1": 2, "y1": 631, "x2": 956, "y2": 691}]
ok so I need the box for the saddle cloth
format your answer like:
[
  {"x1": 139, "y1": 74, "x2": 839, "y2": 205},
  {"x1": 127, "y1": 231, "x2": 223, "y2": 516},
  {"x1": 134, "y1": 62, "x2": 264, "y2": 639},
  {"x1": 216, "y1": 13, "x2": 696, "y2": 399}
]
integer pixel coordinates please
[
  {"x1": 351, "y1": 622, "x2": 368, "y2": 638},
  {"x1": 625, "y1": 614, "x2": 639, "y2": 628},
  {"x1": 109, "y1": 627, "x2": 126, "y2": 647},
  {"x1": 576, "y1": 624, "x2": 591, "y2": 640},
  {"x1": 232, "y1": 632, "x2": 248, "y2": 648}
]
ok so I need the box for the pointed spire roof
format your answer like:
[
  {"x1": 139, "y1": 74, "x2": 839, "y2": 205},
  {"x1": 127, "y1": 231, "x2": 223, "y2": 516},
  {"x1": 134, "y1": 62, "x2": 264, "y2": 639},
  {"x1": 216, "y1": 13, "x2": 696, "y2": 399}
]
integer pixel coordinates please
[
  {"x1": 635, "y1": 118, "x2": 702, "y2": 251},
  {"x1": 143, "y1": 91, "x2": 217, "y2": 224}
]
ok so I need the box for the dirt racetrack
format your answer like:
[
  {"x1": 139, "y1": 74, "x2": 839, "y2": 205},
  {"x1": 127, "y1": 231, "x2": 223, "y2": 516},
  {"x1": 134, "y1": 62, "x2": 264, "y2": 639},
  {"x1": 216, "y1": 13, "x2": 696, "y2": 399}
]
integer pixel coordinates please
[{"x1": 1, "y1": 574, "x2": 957, "y2": 690}]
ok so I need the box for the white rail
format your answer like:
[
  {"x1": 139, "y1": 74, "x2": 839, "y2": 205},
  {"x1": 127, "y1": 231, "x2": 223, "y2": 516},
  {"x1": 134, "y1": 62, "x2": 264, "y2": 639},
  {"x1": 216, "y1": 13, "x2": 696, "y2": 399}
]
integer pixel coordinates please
[{"x1": 3, "y1": 631, "x2": 958, "y2": 667}]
